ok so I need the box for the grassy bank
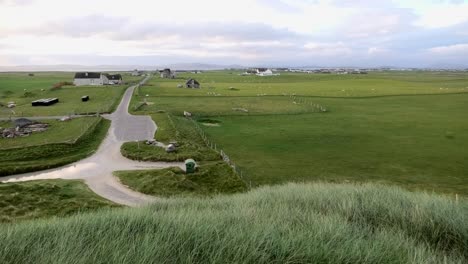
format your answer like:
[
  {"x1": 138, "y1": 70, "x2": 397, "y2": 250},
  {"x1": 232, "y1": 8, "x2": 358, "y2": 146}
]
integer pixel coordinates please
[
  {"x1": 116, "y1": 161, "x2": 247, "y2": 197},
  {"x1": 0, "y1": 183, "x2": 466, "y2": 263},
  {"x1": 0, "y1": 118, "x2": 110, "y2": 176},
  {"x1": 0, "y1": 179, "x2": 118, "y2": 223}
]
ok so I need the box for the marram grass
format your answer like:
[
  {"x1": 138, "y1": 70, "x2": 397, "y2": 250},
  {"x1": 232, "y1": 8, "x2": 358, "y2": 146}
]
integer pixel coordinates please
[{"x1": 0, "y1": 182, "x2": 467, "y2": 264}]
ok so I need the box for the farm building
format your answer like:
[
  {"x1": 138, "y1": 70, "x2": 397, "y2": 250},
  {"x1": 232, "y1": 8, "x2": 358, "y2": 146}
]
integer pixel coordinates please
[
  {"x1": 186, "y1": 79, "x2": 200, "y2": 88},
  {"x1": 107, "y1": 74, "x2": 123, "y2": 85},
  {"x1": 73, "y1": 72, "x2": 109, "y2": 86},
  {"x1": 160, "y1": 68, "x2": 176, "y2": 79}
]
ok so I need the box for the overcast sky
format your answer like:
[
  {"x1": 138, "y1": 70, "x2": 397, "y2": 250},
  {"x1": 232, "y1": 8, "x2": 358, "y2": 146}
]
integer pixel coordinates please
[{"x1": 1, "y1": 0, "x2": 468, "y2": 67}]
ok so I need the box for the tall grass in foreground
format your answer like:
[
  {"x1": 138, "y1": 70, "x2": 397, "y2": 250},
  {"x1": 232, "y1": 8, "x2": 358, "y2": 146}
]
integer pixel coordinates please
[{"x1": 0, "y1": 183, "x2": 467, "y2": 263}]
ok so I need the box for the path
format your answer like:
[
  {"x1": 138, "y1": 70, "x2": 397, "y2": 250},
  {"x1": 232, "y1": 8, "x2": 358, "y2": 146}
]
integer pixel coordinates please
[{"x1": 1, "y1": 76, "x2": 184, "y2": 206}]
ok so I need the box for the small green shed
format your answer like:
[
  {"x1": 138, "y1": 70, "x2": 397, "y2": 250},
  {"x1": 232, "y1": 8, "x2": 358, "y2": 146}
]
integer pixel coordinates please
[{"x1": 185, "y1": 159, "x2": 197, "y2": 174}]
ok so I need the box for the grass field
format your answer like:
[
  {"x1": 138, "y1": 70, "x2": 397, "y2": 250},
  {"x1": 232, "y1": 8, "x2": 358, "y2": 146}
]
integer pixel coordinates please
[
  {"x1": 0, "y1": 179, "x2": 117, "y2": 223},
  {"x1": 0, "y1": 118, "x2": 110, "y2": 176},
  {"x1": 0, "y1": 72, "x2": 142, "y2": 117},
  {"x1": 0, "y1": 183, "x2": 466, "y2": 263},
  {"x1": 0, "y1": 117, "x2": 101, "y2": 149},
  {"x1": 137, "y1": 71, "x2": 468, "y2": 97},
  {"x1": 127, "y1": 71, "x2": 468, "y2": 196}
]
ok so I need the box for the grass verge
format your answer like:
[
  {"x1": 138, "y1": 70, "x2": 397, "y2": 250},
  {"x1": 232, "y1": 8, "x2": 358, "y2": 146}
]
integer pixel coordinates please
[
  {"x1": 0, "y1": 183, "x2": 466, "y2": 263},
  {"x1": 0, "y1": 179, "x2": 118, "y2": 223},
  {"x1": 116, "y1": 161, "x2": 247, "y2": 197}
]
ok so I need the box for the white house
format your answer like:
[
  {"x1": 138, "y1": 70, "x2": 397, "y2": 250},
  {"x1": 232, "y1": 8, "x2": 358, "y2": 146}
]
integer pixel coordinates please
[
  {"x1": 73, "y1": 72, "x2": 109, "y2": 86},
  {"x1": 256, "y1": 68, "x2": 274, "y2": 76}
]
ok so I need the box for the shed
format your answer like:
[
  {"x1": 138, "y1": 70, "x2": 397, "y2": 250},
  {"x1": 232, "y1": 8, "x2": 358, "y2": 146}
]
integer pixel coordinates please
[
  {"x1": 185, "y1": 79, "x2": 200, "y2": 89},
  {"x1": 185, "y1": 159, "x2": 197, "y2": 173},
  {"x1": 32, "y1": 98, "x2": 59, "y2": 106}
]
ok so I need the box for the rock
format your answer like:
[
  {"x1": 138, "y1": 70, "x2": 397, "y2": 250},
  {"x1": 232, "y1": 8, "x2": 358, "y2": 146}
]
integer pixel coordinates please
[
  {"x1": 166, "y1": 144, "x2": 177, "y2": 153},
  {"x1": 59, "y1": 116, "x2": 72, "y2": 122},
  {"x1": 146, "y1": 139, "x2": 156, "y2": 145}
]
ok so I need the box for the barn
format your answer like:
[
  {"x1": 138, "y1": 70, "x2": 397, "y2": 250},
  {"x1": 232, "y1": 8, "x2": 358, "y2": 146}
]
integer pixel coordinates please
[
  {"x1": 160, "y1": 68, "x2": 176, "y2": 79},
  {"x1": 186, "y1": 79, "x2": 200, "y2": 89},
  {"x1": 73, "y1": 72, "x2": 109, "y2": 86}
]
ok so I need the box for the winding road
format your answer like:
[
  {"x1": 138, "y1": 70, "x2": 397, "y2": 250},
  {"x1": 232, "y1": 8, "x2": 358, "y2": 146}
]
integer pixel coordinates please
[{"x1": 1, "y1": 76, "x2": 184, "y2": 206}]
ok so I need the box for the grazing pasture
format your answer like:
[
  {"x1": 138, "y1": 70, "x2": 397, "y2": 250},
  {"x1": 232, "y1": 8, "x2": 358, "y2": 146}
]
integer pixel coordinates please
[
  {"x1": 0, "y1": 72, "x2": 141, "y2": 117},
  {"x1": 129, "y1": 71, "x2": 468, "y2": 196}
]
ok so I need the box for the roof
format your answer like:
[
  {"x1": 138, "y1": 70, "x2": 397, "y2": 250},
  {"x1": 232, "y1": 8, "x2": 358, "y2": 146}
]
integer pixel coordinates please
[
  {"x1": 159, "y1": 68, "x2": 171, "y2": 73},
  {"x1": 108, "y1": 74, "x2": 122, "y2": 80},
  {"x1": 14, "y1": 118, "x2": 35, "y2": 128},
  {"x1": 74, "y1": 72, "x2": 102, "y2": 79},
  {"x1": 186, "y1": 79, "x2": 200, "y2": 85},
  {"x1": 185, "y1": 159, "x2": 196, "y2": 164}
]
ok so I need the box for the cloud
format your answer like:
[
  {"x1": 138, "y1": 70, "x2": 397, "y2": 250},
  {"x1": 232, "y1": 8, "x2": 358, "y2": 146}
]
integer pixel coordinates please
[
  {"x1": 428, "y1": 43, "x2": 468, "y2": 55},
  {"x1": 11, "y1": 16, "x2": 301, "y2": 42},
  {"x1": 304, "y1": 42, "x2": 352, "y2": 56}
]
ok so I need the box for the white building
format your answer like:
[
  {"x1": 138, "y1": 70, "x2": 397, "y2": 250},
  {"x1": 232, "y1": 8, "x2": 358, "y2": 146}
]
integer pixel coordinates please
[
  {"x1": 73, "y1": 72, "x2": 109, "y2": 86},
  {"x1": 256, "y1": 68, "x2": 274, "y2": 76}
]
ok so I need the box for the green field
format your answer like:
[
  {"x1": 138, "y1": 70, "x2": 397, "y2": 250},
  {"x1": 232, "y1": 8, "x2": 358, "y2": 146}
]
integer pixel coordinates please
[
  {"x1": 0, "y1": 179, "x2": 117, "y2": 223},
  {"x1": 128, "y1": 71, "x2": 468, "y2": 196},
  {"x1": 137, "y1": 71, "x2": 468, "y2": 98},
  {"x1": 1, "y1": 183, "x2": 466, "y2": 263},
  {"x1": 0, "y1": 118, "x2": 110, "y2": 176},
  {"x1": 0, "y1": 117, "x2": 101, "y2": 149},
  {"x1": 0, "y1": 72, "x2": 142, "y2": 117}
]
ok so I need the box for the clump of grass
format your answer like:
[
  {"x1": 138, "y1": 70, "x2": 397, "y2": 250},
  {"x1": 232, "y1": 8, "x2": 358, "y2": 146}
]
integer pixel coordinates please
[
  {"x1": 445, "y1": 131, "x2": 455, "y2": 139},
  {"x1": 50, "y1": 81, "x2": 73, "y2": 91},
  {"x1": 0, "y1": 183, "x2": 466, "y2": 263}
]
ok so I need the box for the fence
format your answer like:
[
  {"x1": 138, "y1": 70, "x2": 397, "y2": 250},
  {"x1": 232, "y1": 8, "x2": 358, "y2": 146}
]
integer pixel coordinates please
[
  {"x1": 188, "y1": 117, "x2": 253, "y2": 189},
  {"x1": 288, "y1": 94, "x2": 328, "y2": 113}
]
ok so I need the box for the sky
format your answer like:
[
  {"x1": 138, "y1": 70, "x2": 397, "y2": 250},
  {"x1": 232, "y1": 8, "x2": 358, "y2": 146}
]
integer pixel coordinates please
[{"x1": 1, "y1": 0, "x2": 468, "y2": 68}]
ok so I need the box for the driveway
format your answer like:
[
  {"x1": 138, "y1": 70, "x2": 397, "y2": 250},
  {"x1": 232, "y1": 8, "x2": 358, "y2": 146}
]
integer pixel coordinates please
[{"x1": 1, "y1": 76, "x2": 184, "y2": 206}]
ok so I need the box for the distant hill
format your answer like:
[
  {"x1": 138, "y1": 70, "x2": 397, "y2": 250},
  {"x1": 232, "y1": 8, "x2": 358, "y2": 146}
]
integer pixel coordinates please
[
  {"x1": 0, "y1": 63, "x2": 246, "y2": 72},
  {"x1": 1, "y1": 182, "x2": 466, "y2": 263}
]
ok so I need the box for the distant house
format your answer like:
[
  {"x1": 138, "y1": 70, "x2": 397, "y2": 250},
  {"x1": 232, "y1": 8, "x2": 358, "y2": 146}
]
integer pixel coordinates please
[
  {"x1": 107, "y1": 74, "x2": 123, "y2": 85},
  {"x1": 185, "y1": 79, "x2": 200, "y2": 89},
  {"x1": 256, "y1": 68, "x2": 274, "y2": 76},
  {"x1": 132, "y1": 69, "x2": 143, "y2": 76},
  {"x1": 73, "y1": 72, "x2": 109, "y2": 86},
  {"x1": 160, "y1": 68, "x2": 176, "y2": 79}
]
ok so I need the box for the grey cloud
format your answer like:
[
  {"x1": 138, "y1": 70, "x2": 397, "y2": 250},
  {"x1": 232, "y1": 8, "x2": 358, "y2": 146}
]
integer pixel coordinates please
[{"x1": 18, "y1": 16, "x2": 301, "y2": 42}]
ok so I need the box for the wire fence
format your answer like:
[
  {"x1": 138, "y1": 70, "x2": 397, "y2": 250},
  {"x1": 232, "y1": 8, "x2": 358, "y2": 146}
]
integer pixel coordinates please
[{"x1": 188, "y1": 117, "x2": 253, "y2": 189}]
